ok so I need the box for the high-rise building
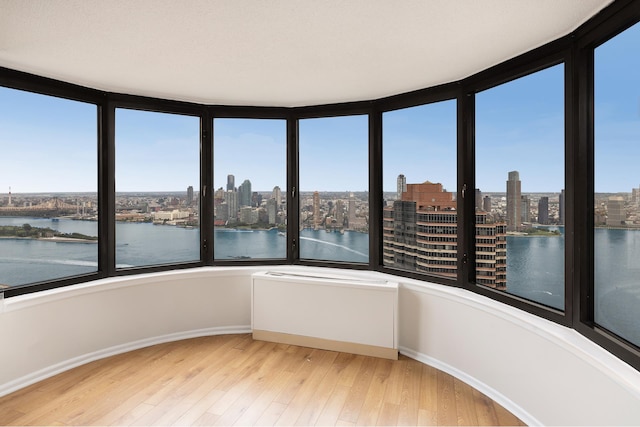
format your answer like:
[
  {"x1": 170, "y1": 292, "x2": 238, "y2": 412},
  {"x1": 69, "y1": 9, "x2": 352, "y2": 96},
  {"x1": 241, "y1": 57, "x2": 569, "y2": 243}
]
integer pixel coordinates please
[
  {"x1": 607, "y1": 196, "x2": 626, "y2": 226},
  {"x1": 397, "y1": 174, "x2": 406, "y2": 200},
  {"x1": 226, "y1": 174, "x2": 235, "y2": 192},
  {"x1": 266, "y1": 198, "x2": 277, "y2": 224},
  {"x1": 238, "y1": 179, "x2": 252, "y2": 207},
  {"x1": 272, "y1": 186, "x2": 282, "y2": 208},
  {"x1": 313, "y1": 191, "x2": 321, "y2": 230},
  {"x1": 402, "y1": 181, "x2": 456, "y2": 210},
  {"x1": 521, "y1": 195, "x2": 530, "y2": 223},
  {"x1": 335, "y1": 199, "x2": 345, "y2": 229},
  {"x1": 383, "y1": 180, "x2": 506, "y2": 289},
  {"x1": 483, "y1": 196, "x2": 492, "y2": 213},
  {"x1": 506, "y1": 171, "x2": 522, "y2": 232},
  {"x1": 538, "y1": 196, "x2": 549, "y2": 225},
  {"x1": 559, "y1": 189, "x2": 565, "y2": 225},
  {"x1": 252, "y1": 192, "x2": 262, "y2": 207},
  {"x1": 187, "y1": 186, "x2": 194, "y2": 206},
  {"x1": 348, "y1": 193, "x2": 357, "y2": 226},
  {"x1": 224, "y1": 191, "x2": 238, "y2": 222}
]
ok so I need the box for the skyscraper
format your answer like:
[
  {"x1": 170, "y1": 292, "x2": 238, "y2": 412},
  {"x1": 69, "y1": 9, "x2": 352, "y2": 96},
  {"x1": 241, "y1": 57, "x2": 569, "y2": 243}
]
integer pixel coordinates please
[
  {"x1": 483, "y1": 196, "x2": 492, "y2": 213},
  {"x1": 226, "y1": 174, "x2": 235, "y2": 192},
  {"x1": 506, "y1": 171, "x2": 522, "y2": 232},
  {"x1": 335, "y1": 199, "x2": 344, "y2": 229},
  {"x1": 607, "y1": 196, "x2": 625, "y2": 226},
  {"x1": 383, "y1": 180, "x2": 506, "y2": 289},
  {"x1": 538, "y1": 196, "x2": 549, "y2": 225},
  {"x1": 187, "y1": 185, "x2": 194, "y2": 206},
  {"x1": 224, "y1": 191, "x2": 238, "y2": 223},
  {"x1": 272, "y1": 186, "x2": 282, "y2": 209},
  {"x1": 348, "y1": 193, "x2": 357, "y2": 226},
  {"x1": 521, "y1": 195, "x2": 530, "y2": 223},
  {"x1": 397, "y1": 174, "x2": 406, "y2": 200},
  {"x1": 238, "y1": 179, "x2": 252, "y2": 207}
]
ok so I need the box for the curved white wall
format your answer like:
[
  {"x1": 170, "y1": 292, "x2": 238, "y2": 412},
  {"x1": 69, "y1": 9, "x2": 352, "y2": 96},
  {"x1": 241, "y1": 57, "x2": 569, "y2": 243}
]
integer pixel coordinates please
[{"x1": 1, "y1": 266, "x2": 639, "y2": 425}]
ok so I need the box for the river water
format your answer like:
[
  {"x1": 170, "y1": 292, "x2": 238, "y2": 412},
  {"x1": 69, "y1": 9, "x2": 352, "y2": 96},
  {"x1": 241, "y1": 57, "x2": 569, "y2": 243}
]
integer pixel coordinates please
[{"x1": 0, "y1": 217, "x2": 637, "y2": 346}]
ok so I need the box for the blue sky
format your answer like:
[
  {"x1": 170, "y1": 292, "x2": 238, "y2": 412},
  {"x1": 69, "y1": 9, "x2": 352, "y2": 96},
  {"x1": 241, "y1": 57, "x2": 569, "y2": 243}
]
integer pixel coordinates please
[{"x1": 1, "y1": 22, "x2": 638, "y2": 194}]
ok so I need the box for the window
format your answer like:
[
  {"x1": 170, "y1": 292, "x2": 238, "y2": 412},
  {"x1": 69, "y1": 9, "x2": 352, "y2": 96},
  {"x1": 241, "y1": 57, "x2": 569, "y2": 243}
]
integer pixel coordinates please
[
  {"x1": 382, "y1": 100, "x2": 457, "y2": 278},
  {"x1": 298, "y1": 115, "x2": 369, "y2": 263},
  {"x1": 0, "y1": 87, "x2": 97, "y2": 286},
  {"x1": 115, "y1": 108, "x2": 200, "y2": 268},
  {"x1": 476, "y1": 64, "x2": 565, "y2": 310},
  {"x1": 594, "y1": 21, "x2": 640, "y2": 347},
  {"x1": 213, "y1": 118, "x2": 286, "y2": 260}
]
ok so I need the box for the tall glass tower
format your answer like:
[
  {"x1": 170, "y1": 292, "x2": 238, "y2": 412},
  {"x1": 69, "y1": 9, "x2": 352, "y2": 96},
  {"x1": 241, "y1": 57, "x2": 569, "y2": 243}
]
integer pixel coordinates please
[{"x1": 506, "y1": 171, "x2": 522, "y2": 232}]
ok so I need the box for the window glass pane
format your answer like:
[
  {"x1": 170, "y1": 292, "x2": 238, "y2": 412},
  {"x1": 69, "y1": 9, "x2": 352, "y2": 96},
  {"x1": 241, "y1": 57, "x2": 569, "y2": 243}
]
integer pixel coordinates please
[
  {"x1": 115, "y1": 108, "x2": 200, "y2": 267},
  {"x1": 0, "y1": 87, "x2": 97, "y2": 287},
  {"x1": 476, "y1": 64, "x2": 565, "y2": 310},
  {"x1": 594, "y1": 22, "x2": 640, "y2": 346},
  {"x1": 382, "y1": 100, "x2": 457, "y2": 278},
  {"x1": 299, "y1": 115, "x2": 369, "y2": 263},
  {"x1": 213, "y1": 118, "x2": 286, "y2": 260}
]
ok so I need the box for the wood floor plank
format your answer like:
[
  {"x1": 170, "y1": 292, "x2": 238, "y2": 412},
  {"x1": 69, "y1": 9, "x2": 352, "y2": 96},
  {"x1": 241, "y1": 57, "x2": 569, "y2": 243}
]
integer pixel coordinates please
[
  {"x1": 436, "y1": 369, "x2": 458, "y2": 426},
  {"x1": 314, "y1": 384, "x2": 351, "y2": 426},
  {"x1": 274, "y1": 349, "x2": 338, "y2": 426},
  {"x1": 454, "y1": 378, "x2": 480, "y2": 426},
  {"x1": 418, "y1": 363, "x2": 439, "y2": 425},
  {"x1": 397, "y1": 358, "x2": 422, "y2": 425},
  {"x1": 472, "y1": 388, "x2": 500, "y2": 426},
  {"x1": 0, "y1": 334, "x2": 525, "y2": 427},
  {"x1": 337, "y1": 355, "x2": 377, "y2": 424},
  {"x1": 356, "y1": 358, "x2": 393, "y2": 426}
]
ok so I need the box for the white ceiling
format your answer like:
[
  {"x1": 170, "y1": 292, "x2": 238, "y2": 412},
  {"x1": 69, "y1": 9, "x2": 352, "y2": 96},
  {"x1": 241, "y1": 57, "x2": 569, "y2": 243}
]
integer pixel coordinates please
[{"x1": 0, "y1": 0, "x2": 612, "y2": 107}]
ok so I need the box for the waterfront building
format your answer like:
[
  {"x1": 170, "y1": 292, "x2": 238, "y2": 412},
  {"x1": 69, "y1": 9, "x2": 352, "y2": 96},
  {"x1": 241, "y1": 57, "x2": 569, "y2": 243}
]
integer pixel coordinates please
[
  {"x1": 538, "y1": 197, "x2": 549, "y2": 225},
  {"x1": 224, "y1": 190, "x2": 238, "y2": 223},
  {"x1": 187, "y1": 186, "x2": 194, "y2": 206},
  {"x1": 267, "y1": 198, "x2": 277, "y2": 224},
  {"x1": 521, "y1": 195, "x2": 530, "y2": 223},
  {"x1": 335, "y1": 199, "x2": 344, "y2": 229},
  {"x1": 607, "y1": 196, "x2": 626, "y2": 226},
  {"x1": 313, "y1": 191, "x2": 321, "y2": 230},
  {"x1": 348, "y1": 193, "x2": 357, "y2": 227},
  {"x1": 506, "y1": 171, "x2": 522, "y2": 231},
  {"x1": 238, "y1": 179, "x2": 252, "y2": 207},
  {"x1": 383, "y1": 180, "x2": 506, "y2": 289},
  {"x1": 272, "y1": 186, "x2": 282, "y2": 209}
]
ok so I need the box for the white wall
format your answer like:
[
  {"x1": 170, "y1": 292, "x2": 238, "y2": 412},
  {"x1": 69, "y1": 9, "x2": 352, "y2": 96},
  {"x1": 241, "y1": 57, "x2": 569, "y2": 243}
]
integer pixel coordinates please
[{"x1": 1, "y1": 266, "x2": 640, "y2": 425}]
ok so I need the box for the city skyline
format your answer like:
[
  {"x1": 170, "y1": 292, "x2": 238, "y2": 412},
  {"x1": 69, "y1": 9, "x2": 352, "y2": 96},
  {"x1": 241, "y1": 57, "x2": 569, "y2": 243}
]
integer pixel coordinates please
[{"x1": 1, "y1": 23, "x2": 637, "y2": 194}]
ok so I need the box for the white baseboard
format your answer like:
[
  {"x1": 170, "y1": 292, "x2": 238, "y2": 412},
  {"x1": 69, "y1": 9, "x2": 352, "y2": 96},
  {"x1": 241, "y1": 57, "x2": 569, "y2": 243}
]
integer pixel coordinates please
[
  {"x1": 0, "y1": 325, "x2": 251, "y2": 398},
  {"x1": 399, "y1": 346, "x2": 540, "y2": 427}
]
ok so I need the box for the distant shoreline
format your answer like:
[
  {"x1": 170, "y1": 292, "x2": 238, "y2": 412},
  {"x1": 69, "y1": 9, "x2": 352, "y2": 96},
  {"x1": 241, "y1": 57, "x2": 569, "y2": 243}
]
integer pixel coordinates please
[{"x1": 0, "y1": 236, "x2": 97, "y2": 244}]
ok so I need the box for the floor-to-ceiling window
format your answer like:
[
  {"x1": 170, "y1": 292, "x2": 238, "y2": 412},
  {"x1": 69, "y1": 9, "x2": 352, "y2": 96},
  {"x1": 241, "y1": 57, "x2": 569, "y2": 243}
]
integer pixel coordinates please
[
  {"x1": 594, "y1": 21, "x2": 640, "y2": 347},
  {"x1": 382, "y1": 100, "x2": 457, "y2": 279},
  {"x1": 298, "y1": 115, "x2": 369, "y2": 263},
  {"x1": 213, "y1": 118, "x2": 287, "y2": 260},
  {"x1": 115, "y1": 108, "x2": 200, "y2": 268},
  {"x1": 475, "y1": 64, "x2": 565, "y2": 310},
  {"x1": 0, "y1": 87, "x2": 98, "y2": 287}
]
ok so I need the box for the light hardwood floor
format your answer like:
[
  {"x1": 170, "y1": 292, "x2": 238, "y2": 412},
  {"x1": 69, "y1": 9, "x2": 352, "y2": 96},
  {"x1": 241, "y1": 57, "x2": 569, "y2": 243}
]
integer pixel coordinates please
[{"x1": 0, "y1": 334, "x2": 525, "y2": 426}]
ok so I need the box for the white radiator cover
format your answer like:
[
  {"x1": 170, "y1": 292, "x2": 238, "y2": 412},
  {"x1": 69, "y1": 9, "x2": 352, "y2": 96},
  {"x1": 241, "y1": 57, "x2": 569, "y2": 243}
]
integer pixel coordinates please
[{"x1": 251, "y1": 271, "x2": 398, "y2": 359}]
